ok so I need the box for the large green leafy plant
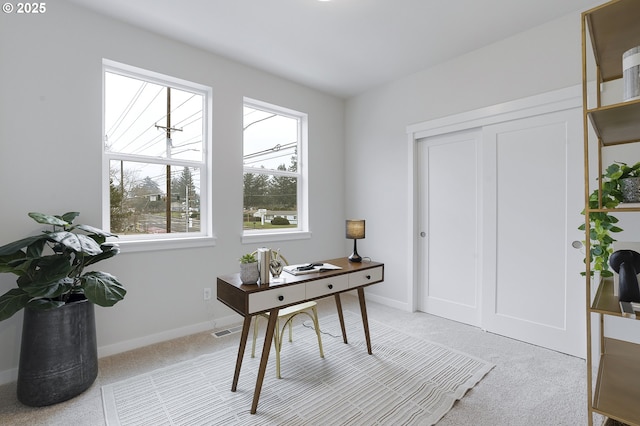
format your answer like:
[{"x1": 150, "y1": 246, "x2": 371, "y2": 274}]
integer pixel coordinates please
[
  {"x1": 580, "y1": 162, "x2": 640, "y2": 277},
  {"x1": 0, "y1": 212, "x2": 126, "y2": 321}
]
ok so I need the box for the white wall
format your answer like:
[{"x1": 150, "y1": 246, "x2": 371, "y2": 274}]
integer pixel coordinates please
[
  {"x1": 345, "y1": 11, "x2": 587, "y2": 310},
  {"x1": 0, "y1": 1, "x2": 345, "y2": 381}
]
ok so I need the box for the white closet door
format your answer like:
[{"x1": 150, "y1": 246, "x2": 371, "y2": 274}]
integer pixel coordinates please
[
  {"x1": 418, "y1": 129, "x2": 482, "y2": 326},
  {"x1": 482, "y1": 108, "x2": 585, "y2": 358}
]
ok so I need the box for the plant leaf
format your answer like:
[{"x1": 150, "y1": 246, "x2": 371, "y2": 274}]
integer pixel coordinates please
[
  {"x1": 47, "y1": 231, "x2": 102, "y2": 255},
  {"x1": 84, "y1": 244, "x2": 120, "y2": 267},
  {"x1": 0, "y1": 250, "x2": 28, "y2": 274},
  {"x1": 75, "y1": 224, "x2": 117, "y2": 239},
  {"x1": 81, "y1": 271, "x2": 126, "y2": 307},
  {"x1": 28, "y1": 212, "x2": 69, "y2": 227},
  {"x1": 0, "y1": 288, "x2": 31, "y2": 321},
  {"x1": 29, "y1": 254, "x2": 72, "y2": 286},
  {"x1": 0, "y1": 234, "x2": 48, "y2": 256},
  {"x1": 20, "y1": 277, "x2": 74, "y2": 299},
  {"x1": 25, "y1": 237, "x2": 46, "y2": 259},
  {"x1": 60, "y1": 212, "x2": 80, "y2": 224},
  {"x1": 26, "y1": 298, "x2": 65, "y2": 311}
]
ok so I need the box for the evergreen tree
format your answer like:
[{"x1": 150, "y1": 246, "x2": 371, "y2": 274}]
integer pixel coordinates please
[
  {"x1": 269, "y1": 164, "x2": 297, "y2": 209},
  {"x1": 109, "y1": 178, "x2": 129, "y2": 232},
  {"x1": 171, "y1": 167, "x2": 199, "y2": 216},
  {"x1": 244, "y1": 172, "x2": 269, "y2": 209}
]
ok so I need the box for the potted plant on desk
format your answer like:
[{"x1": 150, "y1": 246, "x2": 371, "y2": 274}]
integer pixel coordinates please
[
  {"x1": 239, "y1": 253, "x2": 259, "y2": 284},
  {"x1": 0, "y1": 212, "x2": 126, "y2": 406}
]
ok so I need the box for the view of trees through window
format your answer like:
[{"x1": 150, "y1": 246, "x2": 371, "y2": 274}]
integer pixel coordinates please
[
  {"x1": 243, "y1": 102, "x2": 302, "y2": 231},
  {"x1": 109, "y1": 163, "x2": 200, "y2": 234},
  {"x1": 104, "y1": 68, "x2": 206, "y2": 236}
]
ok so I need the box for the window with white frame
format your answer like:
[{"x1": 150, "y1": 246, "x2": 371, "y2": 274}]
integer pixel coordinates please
[
  {"x1": 103, "y1": 60, "x2": 212, "y2": 247},
  {"x1": 243, "y1": 98, "x2": 308, "y2": 239}
]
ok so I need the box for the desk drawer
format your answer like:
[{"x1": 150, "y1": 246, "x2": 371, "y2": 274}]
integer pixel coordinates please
[
  {"x1": 248, "y1": 285, "x2": 305, "y2": 314},
  {"x1": 306, "y1": 275, "x2": 348, "y2": 299},
  {"x1": 348, "y1": 266, "x2": 383, "y2": 288}
]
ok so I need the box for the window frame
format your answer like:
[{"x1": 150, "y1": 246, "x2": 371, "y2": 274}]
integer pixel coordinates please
[
  {"x1": 241, "y1": 97, "x2": 310, "y2": 244},
  {"x1": 102, "y1": 59, "x2": 215, "y2": 252}
]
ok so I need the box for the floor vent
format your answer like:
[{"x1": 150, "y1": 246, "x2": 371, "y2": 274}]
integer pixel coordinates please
[{"x1": 212, "y1": 324, "x2": 244, "y2": 338}]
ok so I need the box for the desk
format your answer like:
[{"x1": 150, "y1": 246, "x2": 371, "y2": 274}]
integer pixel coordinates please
[{"x1": 217, "y1": 257, "x2": 384, "y2": 414}]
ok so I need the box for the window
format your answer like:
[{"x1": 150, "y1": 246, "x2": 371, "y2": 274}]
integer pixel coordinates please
[
  {"x1": 243, "y1": 98, "x2": 308, "y2": 242},
  {"x1": 103, "y1": 60, "x2": 213, "y2": 249}
]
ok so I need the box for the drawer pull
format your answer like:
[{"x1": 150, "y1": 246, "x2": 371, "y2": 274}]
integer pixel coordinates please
[
  {"x1": 328, "y1": 284, "x2": 333, "y2": 289},
  {"x1": 366, "y1": 275, "x2": 371, "y2": 280},
  {"x1": 278, "y1": 295, "x2": 284, "y2": 301}
]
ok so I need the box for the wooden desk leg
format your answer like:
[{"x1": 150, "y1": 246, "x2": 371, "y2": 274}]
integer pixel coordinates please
[
  {"x1": 231, "y1": 315, "x2": 253, "y2": 392},
  {"x1": 357, "y1": 288, "x2": 372, "y2": 355},
  {"x1": 334, "y1": 294, "x2": 348, "y2": 344},
  {"x1": 250, "y1": 307, "x2": 279, "y2": 414}
]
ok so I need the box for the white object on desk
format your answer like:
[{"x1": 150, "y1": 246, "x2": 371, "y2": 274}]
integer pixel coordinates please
[{"x1": 283, "y1": 263, "x2": 342, "y2": 276}]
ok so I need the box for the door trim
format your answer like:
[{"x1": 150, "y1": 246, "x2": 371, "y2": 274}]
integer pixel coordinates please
[{"x1": 406, "y1": 85, "x2": 582, "y2": 312}]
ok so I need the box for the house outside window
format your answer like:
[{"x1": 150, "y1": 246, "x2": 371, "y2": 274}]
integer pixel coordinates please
[
  {"x1": 103, "y1": 60, "x2": 213, "y2": 250},
  {"x1": 243, "y1": 98, "x2": 309, "y2": 242}
]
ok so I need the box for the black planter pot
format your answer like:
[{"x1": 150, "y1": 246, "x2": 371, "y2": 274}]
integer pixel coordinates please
[{"x1": 17, "y1": 295, "x2": 98, "y2": 406}]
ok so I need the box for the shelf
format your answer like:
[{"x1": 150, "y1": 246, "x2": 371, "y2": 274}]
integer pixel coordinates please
[
  {"x1": 584, "y1": 2, "x2": 640, "y2": 425},
  {"x1": 587, "y1": 99, "x2": 640, "y2": 146},
  {"x1": 587, "y1": 205, "x2": 640, "y2": 213},
  {"x1": 592, "y1": 278, "x2": 640, "y2": 319},
  {"x1": 593, "y1": 338, "x2": 640, "y2": 425},
  {"x1": 585, "y1": 0, "x2": 640, "y2": 83}
]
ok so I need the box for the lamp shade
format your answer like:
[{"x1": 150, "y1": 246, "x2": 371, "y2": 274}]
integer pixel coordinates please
[{"x1": 345, "y1": 220, "x2": 365, "y2": 240}]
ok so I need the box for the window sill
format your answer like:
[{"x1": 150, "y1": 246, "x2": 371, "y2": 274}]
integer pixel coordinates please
[
  {"x1": 242, "y1": 230, "x2": 312, "y2": 245},
  {"x1": 114, "y1": 235, "x2": 217, "y2": 253}
]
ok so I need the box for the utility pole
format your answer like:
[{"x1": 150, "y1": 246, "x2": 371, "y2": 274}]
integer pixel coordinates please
[
  {"x1": 155, "y1": 87, "x2": 182, "y2": 233},
  {"x1": 185, "y1": 184, "x2": 189, "y2": 232},
  {"x1": 120, "y1": 160, "x2": 124, "y2": 213},
  {"x1": 165, "y1": 88, "x2": 171, "y2": 233}
]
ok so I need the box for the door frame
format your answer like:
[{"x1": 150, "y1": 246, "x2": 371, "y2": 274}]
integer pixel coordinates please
[{"x1": 406, "y1": 85, "x2": 582, "y2": 313}]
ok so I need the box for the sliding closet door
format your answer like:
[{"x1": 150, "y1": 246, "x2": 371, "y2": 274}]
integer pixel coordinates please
[
  {"x1": 481, "y1": 108, "x2": 585, "y2": 358},
  {"x1": 417, "y1": 129, "x2": 482, "y2": 326}
]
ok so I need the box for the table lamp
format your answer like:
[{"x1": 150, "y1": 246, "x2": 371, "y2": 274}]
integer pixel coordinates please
[{"x1": 346, "y1": 219, "x2": 365, "y2": 262}]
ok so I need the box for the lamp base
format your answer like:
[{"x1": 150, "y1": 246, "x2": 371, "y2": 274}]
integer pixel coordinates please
[{"x1": 348, "y1": 239, "x2": 362, "y2": 262}]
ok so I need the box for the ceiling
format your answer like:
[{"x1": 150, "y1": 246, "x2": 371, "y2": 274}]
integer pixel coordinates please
[{"x1": 67, "y1": 0, "x2": 598, "y2": 98}]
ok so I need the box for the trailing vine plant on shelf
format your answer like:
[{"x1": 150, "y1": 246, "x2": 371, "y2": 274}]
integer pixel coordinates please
[{"x1": 579, "y1": 161, "x2": 640, "y2": 277}]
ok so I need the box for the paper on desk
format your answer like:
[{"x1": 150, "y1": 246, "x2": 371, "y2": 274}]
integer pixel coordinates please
[{"x1": 283, "y1": 263, "x2": 342, "y2": 276}]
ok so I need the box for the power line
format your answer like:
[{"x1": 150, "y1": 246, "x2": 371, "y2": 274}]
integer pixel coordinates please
[
  {"x1": 110, "y1": 86, "x2": 165, "y2": 152},
  {"x1": 129, "y1": 99, "x2": 202, "y2": 156},
  {"x1": 106, "y1": 80, "x2": 147, "y2": 139},
  {"x1": 244, "y1": 114, "x2": 276, "y2": 131},
  {"x1": 243, "y1": 141, "x2": 296, "y2": 160}
]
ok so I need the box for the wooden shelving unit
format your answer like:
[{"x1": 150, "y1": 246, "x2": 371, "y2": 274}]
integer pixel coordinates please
[
  {"x1": 593, "y1": 338, "x2": 640, "y2": 423},
  {"x1": 582, "y1": 1, "x2": 640, "y2": 425},
  {"x1": 587, "y1": 100, "x2": 640, "y2": 146}
]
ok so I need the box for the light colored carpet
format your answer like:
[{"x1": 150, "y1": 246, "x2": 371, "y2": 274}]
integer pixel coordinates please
[{"x1": 102, "y1": 312, "x2": 494, "y2": 425}]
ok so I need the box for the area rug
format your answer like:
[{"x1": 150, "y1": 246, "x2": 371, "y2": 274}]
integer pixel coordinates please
[{"x1": 102, "y1": 312, "x2": 494, "y2": 425}]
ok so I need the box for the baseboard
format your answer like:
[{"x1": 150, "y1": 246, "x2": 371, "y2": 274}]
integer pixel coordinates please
[
  {"x1": 97, "y1": 316, "x2": 237, "y2": 358},
  {"x1": 0, "y1": 367, "x2": 18, "y2": 386},
  {"x1": 364, "y1": 292, "x2": 411, "y2": 312}
]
